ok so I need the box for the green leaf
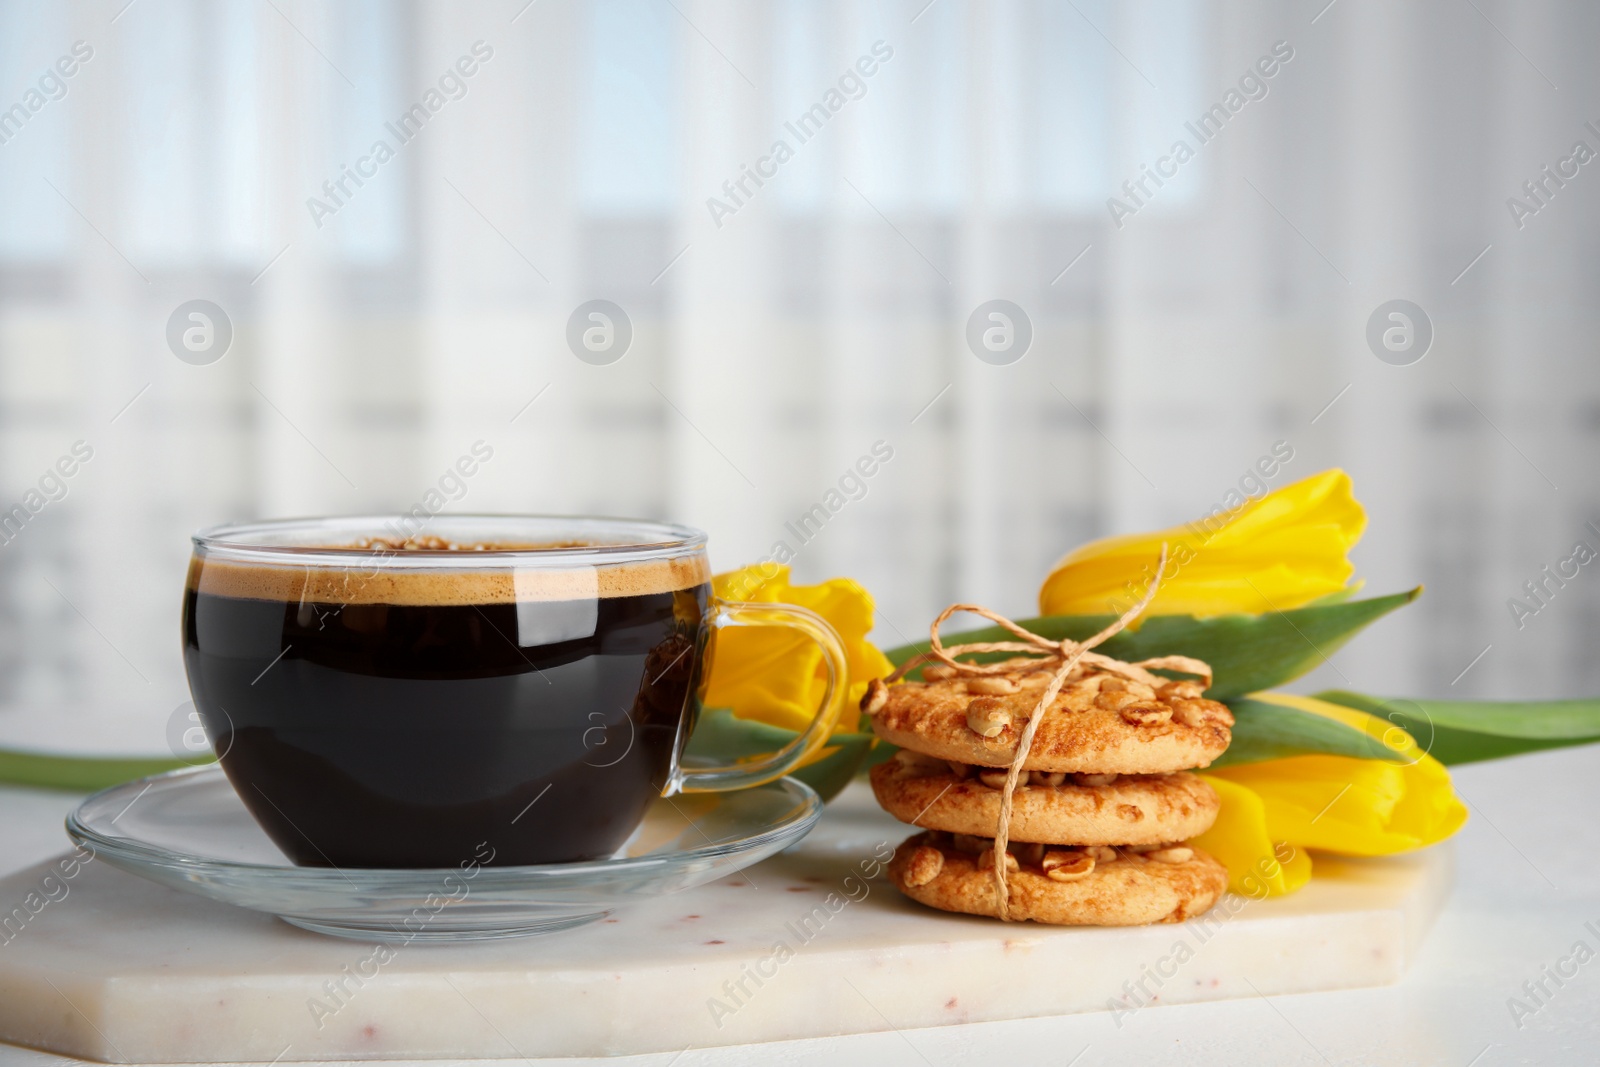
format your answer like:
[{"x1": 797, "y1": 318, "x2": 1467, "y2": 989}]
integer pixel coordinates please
[
  {"x1": 681, "y1": 708, "x2": 875, "y2": 802},
  {"x1": 0, "y1": 749, "x2": 205, "y2": 792},
  {"x1": 1314, "y1": 690, "x2": 1600, "y2": 765},
  {"x1": 861, "y1": 735, "x2": 900, "y2": 771},
  {"x1": 882, "y1": 589, "x2": 1421, "y2": 701},
  {"x1": 1209, "y1": 697, "x2": 1400, "y2": 767}
]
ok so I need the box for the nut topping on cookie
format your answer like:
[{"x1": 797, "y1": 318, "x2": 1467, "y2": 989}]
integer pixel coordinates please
[
  {"x1": 1146, "y1": 846, "x2": 1194, "y2": 864},
  {"x1": 892, "y1": 749, "x2": 948, "y2": 775},
  {"x1": 1042, "y1": 849, "x2": 1095, "y2": 881},
  {"x1": 1170, "y1": 698, "x2": 1217, "y2": 727},
  {"x1": 966, "y1": 676, "x2": 1021, "y2": 695},
  {"x1": 861, "y1": 678, "x2": 889, "y2": 715},
  {"x1": 966, "y1": 697, "x2": 1012, "y2": 738},
  {"x1": 1074, "y1": 772, "x2": 1118, "y2": 786},
  {"x1": 1120, "y1": 701, "x2": 1173, "y2": 726},
  {"x1": 1102, "y1": 676, "x2": 1158, "y2": 701},
  {"x1": 903, "y1": 845, "x2": 944, "y2": 887},
  {"x1": 977, "y1": 769, "x2": 1011, "y2": 790},
  {"x1": 976, "y1": 847, "x2": 1020, "y2": 873}
]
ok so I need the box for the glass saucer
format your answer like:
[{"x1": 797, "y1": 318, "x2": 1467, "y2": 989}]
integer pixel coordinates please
[{"x1": 67, "y1": 765, "x2": 822, "y2": 942}]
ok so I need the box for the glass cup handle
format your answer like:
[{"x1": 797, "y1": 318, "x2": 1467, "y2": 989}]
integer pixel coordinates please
[{"x1": 675, "y1": 600, "x2": 850, "y2": 794}]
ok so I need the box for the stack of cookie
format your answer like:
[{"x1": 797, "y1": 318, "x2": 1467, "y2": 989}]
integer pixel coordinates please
[{"x1": 863, "y1": 659, "x2": 1234, "y2": 926}]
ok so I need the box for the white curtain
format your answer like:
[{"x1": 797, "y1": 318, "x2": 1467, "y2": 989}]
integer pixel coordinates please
[{"x1": 0, "y1": 0, "x2": 1594, "y2": 753}]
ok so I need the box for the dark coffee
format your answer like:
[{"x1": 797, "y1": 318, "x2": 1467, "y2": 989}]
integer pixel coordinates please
[{"x1": 181, "y1": 550, "x2": 710, "y2": 868}]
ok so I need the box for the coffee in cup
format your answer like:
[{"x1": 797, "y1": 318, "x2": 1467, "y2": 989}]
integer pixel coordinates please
[{"x1": 182, "y1": 517, "x2": 846, "y2": 868}]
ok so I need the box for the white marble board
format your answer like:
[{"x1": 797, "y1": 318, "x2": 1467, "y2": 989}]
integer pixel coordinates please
[{"x1": 0, "y1": 782, "x2": 1452, "y2": 1062}]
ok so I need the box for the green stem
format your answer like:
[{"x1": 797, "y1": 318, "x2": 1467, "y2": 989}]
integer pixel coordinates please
[{"x1": 0, "y1": 748, "x2": 206, "y2": 792}]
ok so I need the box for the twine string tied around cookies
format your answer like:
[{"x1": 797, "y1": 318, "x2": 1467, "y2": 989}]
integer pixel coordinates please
[{"x1": 886, "y1": 544, "x2": 1213, "y2": 919}]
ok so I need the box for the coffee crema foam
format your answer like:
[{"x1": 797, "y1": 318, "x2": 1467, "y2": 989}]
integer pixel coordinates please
[{"x1": 188, "y1": 553, "x2": 710, "y2": 605}]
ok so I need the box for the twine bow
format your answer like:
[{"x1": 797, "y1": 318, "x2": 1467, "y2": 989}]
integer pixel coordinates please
[{"x1": 886, "y1": 545, "x2": 1213, "y2": 919}]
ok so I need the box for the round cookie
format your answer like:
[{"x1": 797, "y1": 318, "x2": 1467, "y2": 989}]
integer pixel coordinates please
[
  {"x1": 886, "y1": 831, "x2": 1228, "y2": 926},
  {"x1": 870, "y1": 754, "x2": 1219, "y2": 846},
  {"x1": 867, "y1": 666, "x2": 1232, "y2": 774}
]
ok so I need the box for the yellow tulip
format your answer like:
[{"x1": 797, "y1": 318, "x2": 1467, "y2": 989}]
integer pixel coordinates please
[
  {"x1": 1191, "y1": 776, "x2": 1313, "y2": 897},
  {"x1": 705, "y1": 564, "x2": 892, "y2": 736},
  {"x1": 1038, "y1": 469, "x2": 1367, "y2": 618},
  {"x1": 1197, "y1": 693, "x2": 1467, "y2": 895},
  {"x1": 1031, "y1": 468, "x2": 1458, "y2": 895}
]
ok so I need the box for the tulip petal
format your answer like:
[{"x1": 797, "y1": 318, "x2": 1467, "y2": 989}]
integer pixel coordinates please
[
  {"x1": 1192, "y1": 775, "x2": 1313, "y2": 897},
  {"x1": 1209, "y1": 693, "x2": 1469, "y2": 857},
  {"x1": 1039, "y1": 469, "x2": 1367, "y2": 618},
  {"x1": 705, "y1": 566, "x2": 892, "y2": 735}
]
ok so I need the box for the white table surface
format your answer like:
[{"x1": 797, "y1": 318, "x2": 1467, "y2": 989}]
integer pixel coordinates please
[{"x1": 0, "y1": 745, "x2": 1596, "y2": 1067}]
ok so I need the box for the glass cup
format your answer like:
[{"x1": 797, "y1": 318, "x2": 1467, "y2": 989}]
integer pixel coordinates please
[{"x1": 181, "y1": 515, "x2": 847, "y2": 868}]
